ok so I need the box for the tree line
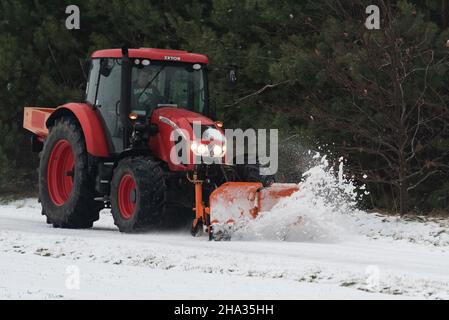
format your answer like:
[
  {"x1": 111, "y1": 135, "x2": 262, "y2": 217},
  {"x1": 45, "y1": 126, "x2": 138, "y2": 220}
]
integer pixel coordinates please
[{"x1": 0, "y1": 0, "x2": 448, "y2": 214}]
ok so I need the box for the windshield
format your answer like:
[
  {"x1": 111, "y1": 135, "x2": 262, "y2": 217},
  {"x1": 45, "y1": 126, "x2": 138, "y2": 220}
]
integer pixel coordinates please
[{"x1": 131, "y1": 60, "x2": 207, "y2": 116}]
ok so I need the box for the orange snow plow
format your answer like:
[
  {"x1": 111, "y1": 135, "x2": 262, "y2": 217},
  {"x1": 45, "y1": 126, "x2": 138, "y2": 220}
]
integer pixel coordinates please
[{"x1": 190, "y1": 175, "x2": 299, "y2": 240}]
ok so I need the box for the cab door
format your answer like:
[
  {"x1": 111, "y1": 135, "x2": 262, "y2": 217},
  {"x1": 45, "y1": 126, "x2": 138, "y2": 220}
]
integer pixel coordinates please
[{"x1": 86, "y1": 58, "x2": 123, "y2": 153}]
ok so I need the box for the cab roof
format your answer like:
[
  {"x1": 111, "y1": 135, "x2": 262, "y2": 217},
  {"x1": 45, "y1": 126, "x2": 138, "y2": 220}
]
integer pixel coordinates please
[{"x1": 91, "y1": 48, "x2": 209, "y2": 64}]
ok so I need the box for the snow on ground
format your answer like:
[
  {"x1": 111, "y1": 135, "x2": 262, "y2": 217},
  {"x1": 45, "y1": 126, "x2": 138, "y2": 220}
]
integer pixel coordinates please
[
  {"x1": 1, "y1": 157, "x2": 448, "y2": 299},
  {"x1": 0, "y1": 198, "x2": 448, "y2": 300}
]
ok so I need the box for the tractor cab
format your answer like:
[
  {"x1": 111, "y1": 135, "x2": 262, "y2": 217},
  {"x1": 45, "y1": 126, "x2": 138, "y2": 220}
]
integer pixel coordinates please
[{"x1": 86, "y1": 48, "x2": 210, "y2": 153}]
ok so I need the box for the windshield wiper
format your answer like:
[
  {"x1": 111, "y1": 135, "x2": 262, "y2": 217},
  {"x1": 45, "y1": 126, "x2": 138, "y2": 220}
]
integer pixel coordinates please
[{"x1": 137, "y1": 66, "x2": 165, "y2": 101}]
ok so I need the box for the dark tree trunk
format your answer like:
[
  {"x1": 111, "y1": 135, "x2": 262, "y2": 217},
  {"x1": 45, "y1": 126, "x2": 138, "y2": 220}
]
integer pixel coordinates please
[
  {"x1": 398, "y1": 181, "x2": 408, "y2": 215},
  {"x1": 398, "y1": 151, "x2": 408, "y2": 215}
]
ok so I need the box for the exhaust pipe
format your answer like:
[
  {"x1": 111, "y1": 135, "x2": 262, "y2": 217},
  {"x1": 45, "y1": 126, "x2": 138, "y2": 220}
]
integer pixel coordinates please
[{"x1": 120, "y1": 47, "x2": 132, "y2": 147}]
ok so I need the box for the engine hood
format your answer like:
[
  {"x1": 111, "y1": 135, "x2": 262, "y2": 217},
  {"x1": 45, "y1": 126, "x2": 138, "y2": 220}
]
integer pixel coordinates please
[
  {"x1": 149, "y1": 107, "x2": 224, "y2": 171},
  {"x1": 152, "y1": 107, "x2": 215, "y2": 126}
]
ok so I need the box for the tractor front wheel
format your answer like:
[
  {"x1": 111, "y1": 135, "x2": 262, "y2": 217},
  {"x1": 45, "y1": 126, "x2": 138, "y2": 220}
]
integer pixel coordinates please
[{"x1": 111, "y1": 157, "x2": 166, "y2": 232}]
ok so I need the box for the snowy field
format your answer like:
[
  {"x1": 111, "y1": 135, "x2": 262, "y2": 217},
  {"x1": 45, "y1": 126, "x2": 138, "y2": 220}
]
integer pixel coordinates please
[
  {"x1": 0, "y1": 199, "x2": 448, "y2": 299},
  {"x1": 1, "y1": 158, "x2": 448, "y2": 300}
]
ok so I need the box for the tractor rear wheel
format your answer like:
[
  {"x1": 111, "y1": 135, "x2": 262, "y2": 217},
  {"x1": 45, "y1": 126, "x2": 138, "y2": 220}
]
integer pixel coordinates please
[
  {"x1": 110, "y1": 157, "x2": 166, "y2": 232},
  {"x1": 39, "y1": 117, "x2": 101, "y2": 228}
]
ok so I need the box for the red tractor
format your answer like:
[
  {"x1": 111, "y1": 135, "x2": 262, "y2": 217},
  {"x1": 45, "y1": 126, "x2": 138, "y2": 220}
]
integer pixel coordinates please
[{"x1": 23, "y1": 48, "x2": 298, "y2": 238}]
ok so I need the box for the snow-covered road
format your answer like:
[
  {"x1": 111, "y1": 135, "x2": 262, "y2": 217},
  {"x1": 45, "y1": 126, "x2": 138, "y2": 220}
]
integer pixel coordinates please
[{"x1": 0, "y1": 198, "x2": 448, "y2": 299}]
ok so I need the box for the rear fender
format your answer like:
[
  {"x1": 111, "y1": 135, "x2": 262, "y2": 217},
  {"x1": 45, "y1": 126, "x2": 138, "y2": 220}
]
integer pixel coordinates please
[{"x1": 46, "y1": 103, "x2": 110, "y2": 158}]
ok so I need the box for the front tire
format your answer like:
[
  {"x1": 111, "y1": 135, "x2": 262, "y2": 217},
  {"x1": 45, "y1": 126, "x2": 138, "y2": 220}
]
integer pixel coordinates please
[
  {"x1": 111, "y1": 157, "x2": 166, "y2": 232},
  {"x1": 39, "y1": 117, "x2": 101, "y2": 228}
]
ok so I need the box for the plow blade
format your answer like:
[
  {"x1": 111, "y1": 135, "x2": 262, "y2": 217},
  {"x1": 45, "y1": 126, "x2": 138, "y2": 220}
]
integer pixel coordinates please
[{"x1": 208, "y1": 182, "x2": 299, "y2": 240}]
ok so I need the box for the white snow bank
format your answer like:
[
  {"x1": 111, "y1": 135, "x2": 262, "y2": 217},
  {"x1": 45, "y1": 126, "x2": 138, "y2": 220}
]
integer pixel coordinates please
[
  {"x1": 227, "y1": 155, "x2": 449, "y2": 247},
  {"x1": 1, "y1": 198, "x2": 449, "y2": 299}
]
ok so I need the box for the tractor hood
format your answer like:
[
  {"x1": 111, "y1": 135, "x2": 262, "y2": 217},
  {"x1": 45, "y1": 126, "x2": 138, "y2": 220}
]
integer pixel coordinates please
[
  {"x1": 149, "y1": 107, "x2": 225, "y2": 171},
  {"x1": 151, "y1": 107, "x2": 217, "y2": 140},
  {"x1": 153, "y1": 107, "x2": 215, "y2": 126}
]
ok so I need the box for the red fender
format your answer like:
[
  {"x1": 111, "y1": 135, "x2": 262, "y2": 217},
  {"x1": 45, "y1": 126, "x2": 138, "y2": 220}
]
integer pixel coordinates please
[{"x1": 46, "y1": 103, "x2": 110, "y2": 157}]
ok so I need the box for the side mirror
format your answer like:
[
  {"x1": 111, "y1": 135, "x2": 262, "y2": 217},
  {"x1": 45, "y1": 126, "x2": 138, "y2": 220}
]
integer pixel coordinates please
[
  {"x1": 209, "y1": 100, "x2": 217, "y2": 120},
  {"x1": 229, "y1": 69, "x2": 237, "y2": 85}
]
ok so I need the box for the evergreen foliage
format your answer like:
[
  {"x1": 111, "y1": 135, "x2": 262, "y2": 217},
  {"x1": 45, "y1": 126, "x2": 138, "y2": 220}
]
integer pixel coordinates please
[{"x1": 0, "y1": 0, "x2": 448, "y2": 213}]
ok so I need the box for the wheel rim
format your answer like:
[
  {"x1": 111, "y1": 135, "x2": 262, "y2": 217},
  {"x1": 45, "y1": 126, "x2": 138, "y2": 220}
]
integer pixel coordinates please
[
  {"x1": 47, "y1": 139, "x2": 75, "y2": 206},
  {"x1": 118, "y1": 174, "x2": 137, "y2": 219}
]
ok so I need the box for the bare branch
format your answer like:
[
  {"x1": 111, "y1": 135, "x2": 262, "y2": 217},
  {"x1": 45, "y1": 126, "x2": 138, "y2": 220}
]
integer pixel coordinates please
[
  {"x1": 224, "y1": 80, "x2": 291, "y2": 108},
  {"x1": 407, "y1": 170, "x2": 441, "y2": 191}
]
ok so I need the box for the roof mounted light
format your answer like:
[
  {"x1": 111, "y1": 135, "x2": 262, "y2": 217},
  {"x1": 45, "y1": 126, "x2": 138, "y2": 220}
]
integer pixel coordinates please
[{"x1": 193, "y1": 63, "x2": 202, "y2": 70}]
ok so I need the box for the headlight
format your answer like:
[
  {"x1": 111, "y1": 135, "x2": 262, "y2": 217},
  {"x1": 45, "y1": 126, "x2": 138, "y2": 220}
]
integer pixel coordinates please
[
  {"x1": 212, "y1": 145, "x2": 223, "y2": 157},
  {"x1": 191, "y1": 142, "x2": 208, "y2": 155},
  {"x1": 197, "y1": 144, "x2": 208, "y2": 155},
  {"x1": 190, "y1": 142, "x2": 226, "y2": 157}
]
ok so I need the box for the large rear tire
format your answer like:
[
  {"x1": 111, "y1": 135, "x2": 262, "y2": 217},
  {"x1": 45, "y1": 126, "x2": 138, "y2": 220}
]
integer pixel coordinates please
[
  {"x1": 110, "y1": 157, "x2": 166, "y2": 232},
  {"x1": 39, "y1": 117, "x2": 101, "y2": 228}
]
